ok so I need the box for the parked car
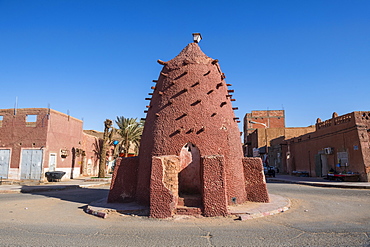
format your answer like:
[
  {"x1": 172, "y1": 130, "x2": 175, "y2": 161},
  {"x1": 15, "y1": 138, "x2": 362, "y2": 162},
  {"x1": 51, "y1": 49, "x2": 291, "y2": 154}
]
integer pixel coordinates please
[{"x1": 264, "y1": 166, "x2": 279, "y2": 177}]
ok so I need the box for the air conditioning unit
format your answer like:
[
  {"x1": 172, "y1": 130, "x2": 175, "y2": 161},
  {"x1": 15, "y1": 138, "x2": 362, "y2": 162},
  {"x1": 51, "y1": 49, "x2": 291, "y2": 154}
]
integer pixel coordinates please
[{"x1": 324, "y1": 147, "x2": 333, "y2": 155}]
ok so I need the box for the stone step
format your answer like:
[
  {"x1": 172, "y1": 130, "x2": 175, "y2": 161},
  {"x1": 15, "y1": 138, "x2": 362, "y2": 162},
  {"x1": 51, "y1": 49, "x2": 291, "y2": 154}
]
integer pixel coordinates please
[
  {"x1": 175, "y1": 206, "x2": 202, "y2": 216},
  {"x1": 178, "y1": 195, "x2": 202, "y2": 207}
]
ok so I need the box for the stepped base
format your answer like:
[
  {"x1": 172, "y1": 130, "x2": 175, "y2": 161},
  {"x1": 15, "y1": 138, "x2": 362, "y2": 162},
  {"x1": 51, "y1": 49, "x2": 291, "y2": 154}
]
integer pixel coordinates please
[
  {"x1": 175, "y1": 206, "x2": 202, "y2": 216},
  {"x1": 176, "y1": 194, "x2": 202, "y2": 216},
  {"x1": 178, "y1": 194, "x2": 202, "y2": 207}
]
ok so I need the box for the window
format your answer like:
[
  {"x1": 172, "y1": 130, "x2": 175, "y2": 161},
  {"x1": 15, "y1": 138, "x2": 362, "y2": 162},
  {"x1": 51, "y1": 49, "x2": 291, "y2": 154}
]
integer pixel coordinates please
[
  {"x1": 26, "y1": 115, "x2": 37, "y2": 127},
  {"x1": 0, "y1": 115, "x2": 3, "y2": 127}
]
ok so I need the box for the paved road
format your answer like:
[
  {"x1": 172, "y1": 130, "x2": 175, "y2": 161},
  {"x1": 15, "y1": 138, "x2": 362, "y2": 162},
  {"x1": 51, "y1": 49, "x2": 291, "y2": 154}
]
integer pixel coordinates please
[{"x1": 0, "y1": 183, "x2": 369, "y2": 246}]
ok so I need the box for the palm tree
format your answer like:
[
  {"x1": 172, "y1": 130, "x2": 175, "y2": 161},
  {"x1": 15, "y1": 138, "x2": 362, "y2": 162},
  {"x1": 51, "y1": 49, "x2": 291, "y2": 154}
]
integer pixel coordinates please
[
  {"x1": 98, "y1": 119, "x2": 113, "y2": 178},
  {"x1": 115, "y1": 116, "x2": 144, "y2": 157}
]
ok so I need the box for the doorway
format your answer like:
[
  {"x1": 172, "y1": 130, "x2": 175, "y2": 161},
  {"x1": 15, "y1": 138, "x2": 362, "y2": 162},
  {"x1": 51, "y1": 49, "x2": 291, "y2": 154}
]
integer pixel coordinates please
[
  {"x1": 0, "y1": 149, "x2": 10, "y2": 179},
  {"x1": 178, "y1": 143, "x2": 202, "y2": 207},
  {"x1": 49, "y1": 153, "x2": 57, "y2": 172},
  {"x1": 321, "y1": 154, "x2": 328, "y2": 177},
  {"x1": 20, "y1": 149, "x2": 43, "y2": 180}
]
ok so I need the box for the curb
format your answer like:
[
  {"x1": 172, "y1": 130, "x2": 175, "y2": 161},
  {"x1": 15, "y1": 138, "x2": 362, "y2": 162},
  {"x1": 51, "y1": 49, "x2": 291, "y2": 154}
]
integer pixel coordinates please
[
  {"x1": 0, "y1": 183, "x2": 110, "y2": 194},
  {"x1": 20, "y1": 185, "x2": 80, "y2": 193},
  {"x1": 267, "y1": 178, "x2": 370, "y2": 189},
  {"x1": 0, "y1": 189, "x2": 21, "y2": 194},
  {"x1": 237, "y1": 198, "x2": 291, "y2": 221}
]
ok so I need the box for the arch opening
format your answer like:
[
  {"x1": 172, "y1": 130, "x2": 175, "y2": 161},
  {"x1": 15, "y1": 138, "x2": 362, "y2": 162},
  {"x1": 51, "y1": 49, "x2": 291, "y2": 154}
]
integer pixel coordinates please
[{"x1": 178, "y1": 143, "x2": 202, "y2": 207}]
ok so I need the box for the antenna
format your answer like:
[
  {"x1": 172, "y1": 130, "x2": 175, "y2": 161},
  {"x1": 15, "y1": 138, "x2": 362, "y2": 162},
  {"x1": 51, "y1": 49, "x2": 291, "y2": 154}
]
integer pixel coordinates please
[
  {"x1": 14, "y1": 96, "x2": 18, "y2": 115},
  {"x1": 47, "y1": 103, "x2": 51, "y2": 119}
]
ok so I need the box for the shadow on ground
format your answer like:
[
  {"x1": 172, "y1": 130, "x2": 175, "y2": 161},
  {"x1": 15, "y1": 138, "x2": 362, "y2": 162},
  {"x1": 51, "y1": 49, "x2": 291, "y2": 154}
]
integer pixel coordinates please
[{"x1": 20, "y1": 185, "x2": 110, "y2": 205}]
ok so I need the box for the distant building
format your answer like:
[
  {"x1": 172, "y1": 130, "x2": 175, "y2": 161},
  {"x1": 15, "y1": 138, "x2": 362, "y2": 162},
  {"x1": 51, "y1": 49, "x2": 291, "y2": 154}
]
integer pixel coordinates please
[
  {"x1": 282, "y1": 112, "x2": 370, "y2": 181},
  {"x1": 0, "y1": 108, "x2": 101, "y2": 181},
  {"x1": 244, "y1": 110, "x2": 286, "y2": 156},
  {"x1": 243, "y1": 110, "x2": 315, "y2": 173}
]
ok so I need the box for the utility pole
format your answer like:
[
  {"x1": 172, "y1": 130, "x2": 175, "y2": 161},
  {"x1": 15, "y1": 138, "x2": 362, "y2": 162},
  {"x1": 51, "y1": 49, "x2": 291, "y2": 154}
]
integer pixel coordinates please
[{"x1": 98, "y1": 119, "x2": 112, "y2": 178}]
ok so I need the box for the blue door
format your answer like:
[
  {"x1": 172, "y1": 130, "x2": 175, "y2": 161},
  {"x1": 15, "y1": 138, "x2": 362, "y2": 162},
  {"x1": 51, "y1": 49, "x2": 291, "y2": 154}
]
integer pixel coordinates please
[
  {"x1": 0, "y1": 149, "x2": 10, "y2": 179},
  {"x1": 20, "y1": 150, "x2": 43, "y2": 180}
]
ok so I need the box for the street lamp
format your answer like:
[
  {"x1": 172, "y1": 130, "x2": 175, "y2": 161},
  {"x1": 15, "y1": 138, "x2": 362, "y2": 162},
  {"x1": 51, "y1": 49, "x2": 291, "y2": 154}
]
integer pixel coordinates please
[
  {"x1": 249, "y1": 120, "x2": 267, "y2": 128},
  {"x1": 192, "y1": 33, "x2": 202, "y2": 43}
]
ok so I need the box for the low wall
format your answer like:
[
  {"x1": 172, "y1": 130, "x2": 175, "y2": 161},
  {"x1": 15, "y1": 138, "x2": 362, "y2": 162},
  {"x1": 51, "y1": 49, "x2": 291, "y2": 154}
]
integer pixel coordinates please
[
  {"x1": 243, "y1": 157, "x2": 269, "y2": 203},
  {"x1": 108, "y1": 157, "x2": 139, "y2": 203},
  {"x1": 202, "y1": 155, "x2": 228, "y2": 217}
]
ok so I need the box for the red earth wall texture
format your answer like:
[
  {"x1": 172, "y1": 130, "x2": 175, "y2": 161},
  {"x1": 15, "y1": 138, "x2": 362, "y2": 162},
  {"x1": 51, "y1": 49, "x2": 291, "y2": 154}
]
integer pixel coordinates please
[
  {"x1": 109, "y1": 42, "x2": 269, "y2": 218},
  {"x1": 136, "y1": 43, "x2": 246, "y2": 205},
  {"x1": 243, "y1": 157, "x2": 270, "y2": 203},
  {"x1": 108, "y1": 157, "x2": 138, "y2": 203}
]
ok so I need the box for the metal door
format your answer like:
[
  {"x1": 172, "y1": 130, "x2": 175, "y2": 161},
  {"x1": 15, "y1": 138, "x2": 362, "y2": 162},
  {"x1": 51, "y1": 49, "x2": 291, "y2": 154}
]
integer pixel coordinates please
[
  {"x1": 20, "y1": 150, "x2": 43, "y2": 180},
  {"x1": 315, "y1": 154, "x2": 322, "y2": 177},
  {"x1": 0, "y1": 149, "x2": 10, "y2": 179},
  {"x1": 321, "y1": 154, "x2": 328, "y2": 177}
]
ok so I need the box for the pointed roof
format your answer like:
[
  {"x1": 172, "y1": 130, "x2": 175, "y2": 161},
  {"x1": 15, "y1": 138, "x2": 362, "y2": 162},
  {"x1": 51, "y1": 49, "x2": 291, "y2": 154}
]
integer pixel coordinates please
[{"x1": 167, "y1": 43, "x2": 213, "y2": 65}]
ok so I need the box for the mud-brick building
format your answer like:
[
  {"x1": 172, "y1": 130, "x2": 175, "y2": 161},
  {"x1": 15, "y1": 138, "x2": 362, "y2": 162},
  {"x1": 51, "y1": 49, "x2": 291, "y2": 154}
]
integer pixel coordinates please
[
  {"x1": 109, "y1": 37, "x2": 269, "y2": 218},
  {"x1": 243, "y1": 110, "x2": 315, "y2": 173},
  {"x1": 244, "y1": 110, "x2": 286, "y2": 156},
  {"x1": 0, "y1": 108, "x2": 100, "y2": 180},
  {"x1": 282, "y1": 112, "x2": 370, "y2": 181}
]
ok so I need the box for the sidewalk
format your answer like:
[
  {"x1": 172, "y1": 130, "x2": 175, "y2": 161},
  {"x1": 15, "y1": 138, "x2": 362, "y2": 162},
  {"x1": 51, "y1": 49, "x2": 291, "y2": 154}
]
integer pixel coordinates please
[
  {"x1": 86, "y1": 193, "x2": 291, "y2": 221},
  {"x1": 266, "y1": 174, "x2": 370, "y2": 189},
  {"x1": 0, "y1": 177, "x2": 111, "y2": 193},
  {"x1": 1, "y1": 174, "x2": 368, "y2": 221}
]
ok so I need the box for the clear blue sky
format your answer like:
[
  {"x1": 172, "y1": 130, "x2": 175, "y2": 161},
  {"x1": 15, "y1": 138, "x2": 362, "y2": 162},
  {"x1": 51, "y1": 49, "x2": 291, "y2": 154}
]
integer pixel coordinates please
[{"x1": 1, "y1": 0, "x2": 369, "y2": 132}]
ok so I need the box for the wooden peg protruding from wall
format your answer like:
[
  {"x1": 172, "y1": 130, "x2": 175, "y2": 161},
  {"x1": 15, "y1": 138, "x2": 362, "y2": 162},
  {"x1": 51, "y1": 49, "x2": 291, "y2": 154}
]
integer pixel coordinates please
[
  {"x1": 157, "y1": 59, "x2": 167, "y2": 65},
  {"x1": 216, "y1": 82, "x2": 223, "y2": 89}
]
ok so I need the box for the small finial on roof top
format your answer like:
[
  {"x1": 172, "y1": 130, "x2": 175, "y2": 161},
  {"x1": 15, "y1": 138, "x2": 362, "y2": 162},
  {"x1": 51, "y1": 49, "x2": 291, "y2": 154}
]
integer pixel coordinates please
[{"x1": 192, "y1": 33, "x2": 202, "y2": 43}]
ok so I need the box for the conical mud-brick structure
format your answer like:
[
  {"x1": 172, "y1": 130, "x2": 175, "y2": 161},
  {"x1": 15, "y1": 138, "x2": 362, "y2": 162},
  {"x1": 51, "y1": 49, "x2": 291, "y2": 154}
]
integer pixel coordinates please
[{"x1": 109, "y1": 36, "x2": 269, "y2": 218}]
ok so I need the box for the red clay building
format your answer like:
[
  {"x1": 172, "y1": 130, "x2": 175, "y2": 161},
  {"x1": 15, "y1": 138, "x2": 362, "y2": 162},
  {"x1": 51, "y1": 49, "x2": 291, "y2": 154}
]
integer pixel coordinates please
[
  {"x1": 282, "y1": 112, "x2": 370, "y2": 181},
  {"x1": 109, "y1": 39, "x2": 269, "y2": 218},
  {"x1": 0, "y1": 108, "x2": 100, "y2": 181},
  {"x1": 244, "y1": 110, "x2": 286, "y2": 156},
  {"x1": 244, "y1": 110, "x2": 316, "y2": 173}
]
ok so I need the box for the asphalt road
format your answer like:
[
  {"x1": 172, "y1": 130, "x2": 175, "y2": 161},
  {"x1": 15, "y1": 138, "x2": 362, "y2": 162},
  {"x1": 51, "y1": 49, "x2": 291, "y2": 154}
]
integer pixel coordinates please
[{"x1": 0, "y1": 182, "x2": 369, "y2": 246}]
